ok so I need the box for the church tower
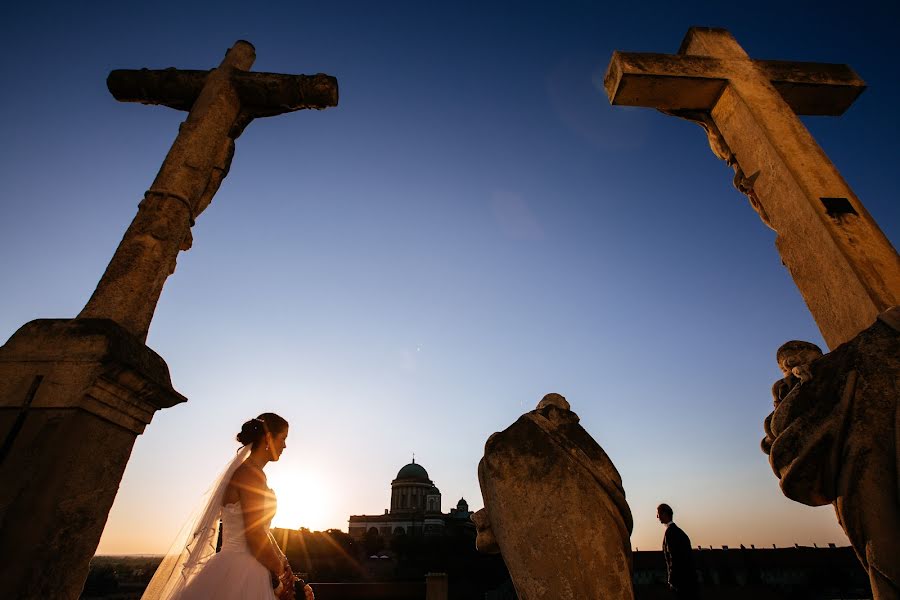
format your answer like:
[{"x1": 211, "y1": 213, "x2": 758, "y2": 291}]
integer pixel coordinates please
[{"x1": 389, "y1": 459, "x2": 439, "y2": 514}]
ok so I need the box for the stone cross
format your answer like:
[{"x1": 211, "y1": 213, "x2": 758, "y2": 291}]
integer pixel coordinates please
[
  {"x1": 604, "y1": 27, "x2": 900, "y2": 349},
  {"x1": 0, "y1": 41, "x2": 337, "y2": 599},
  {"x1": 79, "y1": 40, "x2": 338, "y2": 341}
]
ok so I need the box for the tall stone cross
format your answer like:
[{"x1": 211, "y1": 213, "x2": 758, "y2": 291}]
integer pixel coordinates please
[
  {"x1": 604, "y1": 27, "x2": 900, "y2": 349},
  {"x1": 81, "y1": 40, "x2": 338, "y2": 341},
  {"x1": 0, "y1": 41, "x2": 337, "y2": 599}
]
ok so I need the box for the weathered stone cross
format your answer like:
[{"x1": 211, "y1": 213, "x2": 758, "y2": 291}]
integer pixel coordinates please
[
  {"x1": 0, "y1": 41, "x2": 337, "y2": 599},
  {"x1": 79, "y1": 40, "x2": 338, "y2": 341},
  {"x1": 605, "y1": 27, "x2": 900, "y2": 349}
]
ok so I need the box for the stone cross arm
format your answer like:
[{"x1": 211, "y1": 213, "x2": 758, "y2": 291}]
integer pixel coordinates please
[
  {"x1": 601, "y1": 27, "x2": 900, "y2": 350},
  {"x1": 605, "y1": 52, "x2": 865, "y2": 115},
  {"x1": 79, "y1": 41, "x2": 340, "y2": 341},
  {"x1": 107, "y1": 68, "x2": 338, "y2": 118}
]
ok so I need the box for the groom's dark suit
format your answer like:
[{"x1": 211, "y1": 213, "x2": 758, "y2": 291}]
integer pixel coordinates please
[{"x1": 662, "y1": 523, "x2": 698, "y2": 599}]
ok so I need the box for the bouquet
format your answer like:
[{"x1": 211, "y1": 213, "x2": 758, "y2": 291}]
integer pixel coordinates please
[{"x1": 274, "y1": 566, "x2": 312, "y2": 600}]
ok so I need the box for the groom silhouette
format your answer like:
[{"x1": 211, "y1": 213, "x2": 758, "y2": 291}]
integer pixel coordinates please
[{"x1": 657, "y1": 503, "x2": 698, "y2": 599}]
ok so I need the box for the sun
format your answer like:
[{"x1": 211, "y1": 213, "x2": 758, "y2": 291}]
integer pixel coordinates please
[{"x1": 267, "y1": 463, "x2": 333, "y2": 531}]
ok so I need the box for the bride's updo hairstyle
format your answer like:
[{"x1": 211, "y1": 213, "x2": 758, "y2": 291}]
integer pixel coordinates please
[{"x1": 236, "y1": 413, "x2": 289, "y2": 448}]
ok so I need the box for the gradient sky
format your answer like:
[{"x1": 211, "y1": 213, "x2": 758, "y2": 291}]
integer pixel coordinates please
[{"x1": 2, "y1": 1, "x2": 898, "y2": 555}]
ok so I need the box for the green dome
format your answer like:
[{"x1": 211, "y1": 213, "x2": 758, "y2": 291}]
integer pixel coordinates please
[{"x1": 396, "y1": 462, "x2": 429, "y2": 480}]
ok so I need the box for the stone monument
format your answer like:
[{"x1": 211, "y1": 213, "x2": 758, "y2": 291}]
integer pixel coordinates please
[
  {"x1": 473, "y1": 393, "x2": 634, "y2": 599},
  {"x1": 762, "y1": 308, "x2": 899, "y2": 599},
  {"x1": 604, "y1": 28, "x2": 900, "y2": 598},
  {"x1": 604, "y1": 27, "x2": 900, "y2": 350},
  {"x1": 0, "y1": 41, "x2": 337, "y2": 599}
]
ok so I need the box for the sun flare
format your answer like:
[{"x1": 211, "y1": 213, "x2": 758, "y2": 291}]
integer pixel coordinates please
[{"x1": 267, "y1": 463, "x2": 334, "y2": 532}]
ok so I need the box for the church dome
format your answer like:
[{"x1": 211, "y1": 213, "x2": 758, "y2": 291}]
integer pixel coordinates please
[{"x1": 396, "y1": 462, "x2": 429, "y2": 481}]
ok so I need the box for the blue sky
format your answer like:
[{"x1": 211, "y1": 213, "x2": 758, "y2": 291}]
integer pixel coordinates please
[{"x1": 1, "y1": 0, "x2": 897, "y2": 554}]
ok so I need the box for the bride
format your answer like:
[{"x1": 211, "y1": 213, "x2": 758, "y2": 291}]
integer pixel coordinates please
[{"x1": 142, "y1": 413, "x2": 313, "y2": 600}]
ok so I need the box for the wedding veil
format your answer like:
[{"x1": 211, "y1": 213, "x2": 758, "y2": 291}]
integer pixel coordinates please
[{"x1": 141, "y1": 444, "x2": 251, "y2": 600}]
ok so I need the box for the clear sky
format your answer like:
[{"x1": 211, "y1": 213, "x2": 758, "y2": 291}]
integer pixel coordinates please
[{"x1": 2, "y1": 1, "x2": 898, "y2": 555}]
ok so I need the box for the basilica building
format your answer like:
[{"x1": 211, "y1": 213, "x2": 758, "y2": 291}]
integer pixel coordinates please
[{"x1": 348, "y1": 460, "x2": 474, "y2": 540}]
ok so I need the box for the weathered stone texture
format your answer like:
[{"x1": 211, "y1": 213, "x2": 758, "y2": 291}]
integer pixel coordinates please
[
  {"x1": 107, "y1": 69, "x2": 339, "y2": 116},
  {"x1": 474, "y1": 393, "x2": 634, "y2": 600},
  {"x1": 0, "y1": 319, "x2": 185, "y2": 599},
  {"x1": 77, "y1": 42, "x2": 258, "y2": 341},
  {"x1": 606, "y1": 32, "x2": 900, "y2": 597},
  {"x1": 79, "y1": 41, "x2": 339, "y2": 342},
  {"x1": 762, "y1": 307, "x2": 900, "y2": 600},
  {"x1": 605, "y1": 27, "x2": 900, "y2": 349}
]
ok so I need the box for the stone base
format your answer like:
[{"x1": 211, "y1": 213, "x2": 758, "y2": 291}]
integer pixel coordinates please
[{"x1": 0, "y1": 318, "x2": 185, "y2": 599}]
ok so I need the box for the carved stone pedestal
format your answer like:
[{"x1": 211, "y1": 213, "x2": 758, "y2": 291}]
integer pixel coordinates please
[{"x1": 0, "y1": 319, "x2": 185, "y2": 600}]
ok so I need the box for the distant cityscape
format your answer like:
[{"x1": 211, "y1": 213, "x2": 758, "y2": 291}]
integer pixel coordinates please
[
  {"x1": 82, "y1": 546, "x2": 872, "y2": 600},
  {"x1": 81, "y1": 460, "x2": 872, "y2": 600}
]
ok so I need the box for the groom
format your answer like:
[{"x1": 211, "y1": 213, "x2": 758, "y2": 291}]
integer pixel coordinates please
[{"x1": 657, "y1": 503, "x2": 698, "y2": 599}]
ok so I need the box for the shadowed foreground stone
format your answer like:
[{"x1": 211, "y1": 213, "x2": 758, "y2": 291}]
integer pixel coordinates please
[
  {"x1": 473, "y1": 393, "x2": 634, "y2": 600},
  {"x1": 0, "y1": 319, "x2": 186, "y2": 599},
  {"x1": 762, "y1": 307, "x2": 900, "y2": 600}
]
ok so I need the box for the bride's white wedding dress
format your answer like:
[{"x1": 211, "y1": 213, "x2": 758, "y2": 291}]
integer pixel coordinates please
[
  {"x1": 142, "y1": 446, "x2": 283, "y2": 600},
  {"x1": 176, "y1": 496, "x2": 278, "y2": 599}
]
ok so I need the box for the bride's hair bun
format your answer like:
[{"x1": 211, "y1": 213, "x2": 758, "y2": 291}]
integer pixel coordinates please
[
  {"x1": 236, "y1": 418, "x2": 264, "y2": 446},
  {"x1": 236, "y1": 413, "x2": 289, "y2": 447}
]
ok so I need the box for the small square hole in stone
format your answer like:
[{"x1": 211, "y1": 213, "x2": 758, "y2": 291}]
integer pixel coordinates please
[{"x1": 821, "y1": 197, "x2": 858, "y2": 218}]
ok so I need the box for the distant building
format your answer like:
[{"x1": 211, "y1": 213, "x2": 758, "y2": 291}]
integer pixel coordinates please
[{"x1": 348, "y1": 460, "x2": 475, "y2": 540}]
